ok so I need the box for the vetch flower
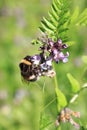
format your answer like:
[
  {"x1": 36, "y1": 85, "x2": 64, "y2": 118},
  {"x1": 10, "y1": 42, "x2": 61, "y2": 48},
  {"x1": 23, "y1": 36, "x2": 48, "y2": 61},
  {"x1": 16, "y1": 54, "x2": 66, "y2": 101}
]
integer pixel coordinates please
[
  {"x1": 40, "y1": 57, "x2": 52, "y2": 71},
  {"x1": 51, "y1": 50, "x2": 69, "y2": 63},
  {"x1": 31, "y1": 54, "x2": 41, "y2": 65},
  {"x1": 55, "y1": 107, "x2": 80, "y2": 129},
  {"x1": 40, "y1": 37, "x2": 69, "y2": 64},
  {"x1": 19, "y1": 36, "x2": 69, "y2": 81}
]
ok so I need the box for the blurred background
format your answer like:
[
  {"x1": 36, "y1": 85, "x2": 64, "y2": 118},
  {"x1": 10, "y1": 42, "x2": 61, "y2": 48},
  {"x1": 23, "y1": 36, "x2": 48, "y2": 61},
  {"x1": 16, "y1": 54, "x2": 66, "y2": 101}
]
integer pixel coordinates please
[{"x1": 0, "y1": 0, "x2": 87, "y2": 130}]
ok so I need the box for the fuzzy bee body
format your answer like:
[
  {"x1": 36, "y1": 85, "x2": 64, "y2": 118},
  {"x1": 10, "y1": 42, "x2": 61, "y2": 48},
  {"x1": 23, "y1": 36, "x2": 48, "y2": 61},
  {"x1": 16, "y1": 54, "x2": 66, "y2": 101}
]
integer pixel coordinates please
[{"x1": 19, "y1": 56, "x2": 39, "y2": 81}]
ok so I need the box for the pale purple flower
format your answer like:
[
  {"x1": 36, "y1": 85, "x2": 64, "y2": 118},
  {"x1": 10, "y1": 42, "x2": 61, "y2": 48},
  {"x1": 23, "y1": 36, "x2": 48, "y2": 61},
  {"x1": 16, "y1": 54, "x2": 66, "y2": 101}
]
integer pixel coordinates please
[
  {"x1": 52, "y1": 50, "x2": 69, "y2": 63},
  {"x1": 59, "y1": 52, "x2": 69, "y2": 63},
  {"x1": 40, "y1": 57, "x2": 52, "y2": 71},
  {"x1": 40, "y1": 37, "x2": 69, "y2": 64},
  {"x1": 31, "y1": 55, "x2": 41, "y2": 65},
  {"x1": 48, "y1": 38, "x2": 54, "y2": 47},
  {"x1": 58, "y1": 39, "x2": 62, "y2": 44}
]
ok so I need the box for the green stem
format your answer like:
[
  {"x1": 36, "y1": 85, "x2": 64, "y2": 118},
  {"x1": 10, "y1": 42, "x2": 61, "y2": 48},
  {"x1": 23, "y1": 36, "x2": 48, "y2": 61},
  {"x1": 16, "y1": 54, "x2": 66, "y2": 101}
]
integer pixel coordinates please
[
  {"x1": 53, "y1": 63, "x2": 58, "y2": 88},
  {"x1": 53, "y1": 64, "x2": 61, "y2": 130},
  {"x1": 54, "y1": 72, "x2": 59, "y2": 89},
  {"x1": 53, "y1": 63, "x2": 61, "y2": 112},
  {"x1": 40, "y1": 97, "x2": 56, "y2": 112},
  {"x1": 69, "y1": 84, "x2": 87, "y2": 104}
]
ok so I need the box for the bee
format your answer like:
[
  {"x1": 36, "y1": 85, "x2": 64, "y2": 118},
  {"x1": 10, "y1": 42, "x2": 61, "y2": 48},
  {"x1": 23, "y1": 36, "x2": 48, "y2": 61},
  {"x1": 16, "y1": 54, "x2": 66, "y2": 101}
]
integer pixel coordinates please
[{"x1": 19, "y1": 56, "x2": 40, "y2": 82}]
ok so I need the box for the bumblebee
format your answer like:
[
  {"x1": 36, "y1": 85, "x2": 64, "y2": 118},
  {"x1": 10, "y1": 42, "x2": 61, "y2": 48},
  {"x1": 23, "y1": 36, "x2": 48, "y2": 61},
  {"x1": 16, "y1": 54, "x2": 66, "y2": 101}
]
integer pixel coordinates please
[{"x1": 19, "y1": 56, "x2": 40, "y2": 81}]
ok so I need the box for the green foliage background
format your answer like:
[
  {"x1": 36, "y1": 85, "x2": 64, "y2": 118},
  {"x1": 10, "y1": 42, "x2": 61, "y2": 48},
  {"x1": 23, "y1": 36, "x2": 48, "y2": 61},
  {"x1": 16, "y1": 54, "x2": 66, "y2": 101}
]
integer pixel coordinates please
[{"x1": 0, "y1": 0, "x2": 87, "y2": 130}]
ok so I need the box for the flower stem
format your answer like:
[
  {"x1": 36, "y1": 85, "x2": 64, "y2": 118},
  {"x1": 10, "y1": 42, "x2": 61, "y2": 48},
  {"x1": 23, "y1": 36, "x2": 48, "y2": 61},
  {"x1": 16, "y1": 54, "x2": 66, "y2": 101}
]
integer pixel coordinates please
[{"x1": 53, "y1": 63, "x2": 61, "y2": 130}]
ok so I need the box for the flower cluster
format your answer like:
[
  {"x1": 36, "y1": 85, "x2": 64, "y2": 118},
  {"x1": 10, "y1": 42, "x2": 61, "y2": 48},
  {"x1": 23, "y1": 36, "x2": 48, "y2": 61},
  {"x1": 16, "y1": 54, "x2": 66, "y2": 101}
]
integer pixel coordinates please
[
  {"x1": 55, "y1": 107, "x2": 80, "y2": 129},
  {"x1": 39, "y1": 38, "x2": 69, "y2": 63},
  {"x1": 19, "y1": 36, "x2": 69, "y2": 81}
]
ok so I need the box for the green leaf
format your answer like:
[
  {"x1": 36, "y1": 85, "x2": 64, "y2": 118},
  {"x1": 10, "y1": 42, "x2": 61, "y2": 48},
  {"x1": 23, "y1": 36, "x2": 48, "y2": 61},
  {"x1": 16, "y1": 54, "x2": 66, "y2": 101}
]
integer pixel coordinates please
[
  {"x1": 58, "y1": 27, "x2": 69, "y2": 34},
  {"x1": 48, "y1": 11, "x2": 58, "y2": 23},
  {"x1": 52, "y1": 0, "x2": 59, "y2": 12},
  {"x1": 67, "y1": 73, "x2": 80, "y2": 93},
  {"x1": 77, "y1": 16, "x2": 87, "y2": 25},
  {"x1": 55, "y1": 87, "x2": 67, "y2": 111},
  {"x1": 50, "y1": 5, "x2": 58, "y2": 20},
  {"x1": 40, "y1": 113, "x2": 52, "y2": 130},
  {"x1": 82, "y1": 56, "x2": 87, "y2": 64},
  {"x1": 41, "y1": 21, "x2": 53, "y2": 33},
  {"x1": 58, "y1": 33, "x2": 69, "y2": 42},
  {"x1": 40, "y1": 0, "x2": 87, "y2": 44},
  {"x1": 71, "y1": 7, "x2": 79, "y2": 24},
  {"x1": 76, "y1": 8, "x2": 87, "y2": 25},
  {"x1": 31, "y1": 39, "x2": 42, "y2": 45},
  {"x1": 66, "y1": 41, "x2": 75, "y2": 46},
  {"x1": 56, "y1": 0, "x2": 62, "y2": 6},
  {"x1": 48, "y1": 11, "x2": 58, "y2": 26},
  {"x1": 39, "y1": 26, "x2": 45, "y2": 33},
  {"x1": 40, "y1": 0, "x2": 71, "y2": 42},
  {"x1": 43, "y1": 17, "x2": 56, "y2": 30}
]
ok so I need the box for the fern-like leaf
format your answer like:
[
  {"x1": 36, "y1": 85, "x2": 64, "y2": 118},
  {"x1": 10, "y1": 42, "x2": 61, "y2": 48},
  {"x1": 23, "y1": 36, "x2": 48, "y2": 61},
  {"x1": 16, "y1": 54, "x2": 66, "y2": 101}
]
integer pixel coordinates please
[
  {"x1": 76, "y1": 8, "x2": 87, "y2": 25},
  {"x1": 40, "y1": 0, "x2": 87, "y2": 46},
  {"x1": 70, "y1": 7, "x2": 79, "y2": 24},
  {"x1": 40, "y1": 0, "x2": 72, "y2": 45}
]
